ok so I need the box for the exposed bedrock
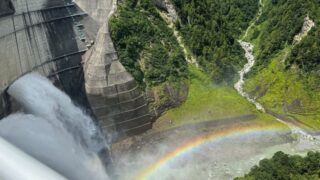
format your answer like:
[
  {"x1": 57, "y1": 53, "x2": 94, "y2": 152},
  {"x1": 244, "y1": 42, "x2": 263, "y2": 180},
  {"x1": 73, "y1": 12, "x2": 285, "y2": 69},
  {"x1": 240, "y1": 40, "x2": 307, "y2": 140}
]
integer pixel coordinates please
[
  {"x1": 147, "y1": 81, "x2": 189, "y2": 117},
  {"x1": 154, "y1": 0, "x2": 178, "y2": 22},
  {"x1": 0, "y1": 0, "x2": 153, "y2": 139}
]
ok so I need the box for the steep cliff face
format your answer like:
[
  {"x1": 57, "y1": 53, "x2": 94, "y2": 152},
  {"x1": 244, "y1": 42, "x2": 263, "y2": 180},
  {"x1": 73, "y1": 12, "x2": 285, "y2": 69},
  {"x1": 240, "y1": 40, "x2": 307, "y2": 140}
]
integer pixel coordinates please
[{"x1": 0, "y1": 0, "x2": 153, "y2": 139}]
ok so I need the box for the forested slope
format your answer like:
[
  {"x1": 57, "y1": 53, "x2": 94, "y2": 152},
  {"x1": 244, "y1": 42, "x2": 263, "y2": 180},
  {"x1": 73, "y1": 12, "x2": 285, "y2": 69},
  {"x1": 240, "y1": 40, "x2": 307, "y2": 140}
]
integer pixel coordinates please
[
  {"x1": 243, "y1": 0, "x2": 320, "y2": 129},
  {"x1": 172, "y1": 0, "x2": 259, "y2": 83},
  {"x1": 110, "y1": 0, "x2": 189, "y2": 115},
  {"x1": 109, "y1": 0, "x2": 320, "y2": 129},
  {"x1": 109, "y1": 0, "x2": 259, "y2": 114}
]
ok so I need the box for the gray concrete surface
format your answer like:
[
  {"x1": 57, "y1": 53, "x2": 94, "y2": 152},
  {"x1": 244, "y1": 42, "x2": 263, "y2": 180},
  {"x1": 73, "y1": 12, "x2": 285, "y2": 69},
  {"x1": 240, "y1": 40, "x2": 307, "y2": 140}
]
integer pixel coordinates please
[
  {"x1": 0, "y1": 0, "x2": 153, "y2": 139},
  {"x1": 80, "y1": 0, "x2": 153, "y2": 139},
  {"x1": 0, "y1": 0, "x2": 99, "y2": 116}
]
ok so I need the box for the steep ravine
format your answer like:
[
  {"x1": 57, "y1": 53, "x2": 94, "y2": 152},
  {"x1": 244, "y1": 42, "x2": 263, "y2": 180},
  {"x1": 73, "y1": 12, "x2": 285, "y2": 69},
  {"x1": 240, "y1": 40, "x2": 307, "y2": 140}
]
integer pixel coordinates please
[
  {"x1": 157, "y1": 2, "x2": 199, "y2": 68},
  {"x1": 242, "y1": 0, "x2": 264, "y2": 40},
  {"x1": 234, "y1": 0, "x2": 266, "y2": 113},
  {"x1": 234, "y1": 41, "x2": 265, "y2": 112},
  {"x1": 235, "y1": 2, "x2": 319, "y2": 142},
  {"x1": 236, "y1": 40, "x2": 318, "y2": 140}
]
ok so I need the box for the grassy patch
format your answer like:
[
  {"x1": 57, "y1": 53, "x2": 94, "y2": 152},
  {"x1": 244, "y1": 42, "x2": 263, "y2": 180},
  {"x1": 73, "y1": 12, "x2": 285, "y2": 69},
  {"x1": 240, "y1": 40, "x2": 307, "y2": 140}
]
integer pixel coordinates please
[
  {"x1": 244, "y1": 55, "x2": 320, "y2": 129},
  {"x1": 155, "y1": 65, "x2": 287, "y2": 130},
  {"x1": 241, "y1": 0, "x2": 320, "y2": 130}
]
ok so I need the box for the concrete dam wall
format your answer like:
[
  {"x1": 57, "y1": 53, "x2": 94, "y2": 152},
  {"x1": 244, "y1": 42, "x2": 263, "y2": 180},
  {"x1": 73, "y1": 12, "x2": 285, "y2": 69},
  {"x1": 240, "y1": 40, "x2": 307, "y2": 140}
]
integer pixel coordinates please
[{"x1": 0, "y1": 0, "x2": 153, "y2": 139}]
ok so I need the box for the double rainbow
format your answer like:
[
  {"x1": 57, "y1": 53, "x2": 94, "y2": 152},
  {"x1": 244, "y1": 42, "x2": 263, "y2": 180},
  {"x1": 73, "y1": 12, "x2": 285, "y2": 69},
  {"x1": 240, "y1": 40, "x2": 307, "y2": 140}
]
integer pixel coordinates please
[{"x1": 136, "y1": 124, "x2": 288, "y2": 180}]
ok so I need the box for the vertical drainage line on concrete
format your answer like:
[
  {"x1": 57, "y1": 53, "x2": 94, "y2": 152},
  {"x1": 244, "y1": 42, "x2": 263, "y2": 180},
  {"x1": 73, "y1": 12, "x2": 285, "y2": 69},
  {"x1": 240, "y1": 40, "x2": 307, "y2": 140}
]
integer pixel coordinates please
[
  {"x1": 21, "y1": 13, "x2": 31, "y2": 71},
  {"x1": 11, "y1": 15, "x2": 23, "y2": 75},
  {"x1": 25, "y1": 0, "x2": 46, "y2": 75}
]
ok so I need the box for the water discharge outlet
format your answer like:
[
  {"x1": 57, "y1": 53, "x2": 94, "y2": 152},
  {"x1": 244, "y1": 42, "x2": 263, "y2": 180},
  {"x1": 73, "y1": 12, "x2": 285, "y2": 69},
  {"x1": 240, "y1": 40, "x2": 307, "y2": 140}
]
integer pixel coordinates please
[{"x1": 0, "y1": 73, "x2": 111, "y2": 180}]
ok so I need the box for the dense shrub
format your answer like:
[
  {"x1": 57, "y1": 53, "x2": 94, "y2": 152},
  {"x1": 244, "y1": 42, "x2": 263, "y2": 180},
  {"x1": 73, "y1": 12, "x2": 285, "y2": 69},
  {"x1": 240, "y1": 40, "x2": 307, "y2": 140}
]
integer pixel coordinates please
[
  {"x1": 110, "y1": 0, "x2": 188, "y2": 87},
  {"x1": 171, "y1": 0, "x2": 259, "y2": 84},
  {"x1": 253, "y1": 0, "x2": 319, "y2": 68},
  {"x1": 236, "y1": 151, "x2": 320, "y2": 180}
]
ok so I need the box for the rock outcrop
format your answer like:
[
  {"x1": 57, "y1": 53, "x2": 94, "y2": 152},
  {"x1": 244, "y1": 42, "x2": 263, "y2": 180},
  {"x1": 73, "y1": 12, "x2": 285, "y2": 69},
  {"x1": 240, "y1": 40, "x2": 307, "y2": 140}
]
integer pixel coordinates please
[
  {"x1": 294, "y1": 16, "x2": 315, "y2": 43},
  {"x1": 154, "y1": 0, "x2": 178, "y2": 22}
]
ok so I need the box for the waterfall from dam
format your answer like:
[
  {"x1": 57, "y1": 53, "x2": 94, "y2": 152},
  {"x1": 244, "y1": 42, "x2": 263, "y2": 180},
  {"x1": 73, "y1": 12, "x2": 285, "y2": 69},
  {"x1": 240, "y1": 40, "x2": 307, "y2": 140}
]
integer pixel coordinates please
[{"x1": 0, "y1": 73, "x2": 110, "y2": 180}]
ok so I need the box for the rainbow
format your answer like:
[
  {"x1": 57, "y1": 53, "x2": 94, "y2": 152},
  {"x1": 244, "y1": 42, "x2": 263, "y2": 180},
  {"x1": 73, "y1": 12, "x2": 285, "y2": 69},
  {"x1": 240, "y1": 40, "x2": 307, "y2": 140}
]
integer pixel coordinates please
[{"x1": 136, "y1": 124, "x2": 289, "y2": 180}]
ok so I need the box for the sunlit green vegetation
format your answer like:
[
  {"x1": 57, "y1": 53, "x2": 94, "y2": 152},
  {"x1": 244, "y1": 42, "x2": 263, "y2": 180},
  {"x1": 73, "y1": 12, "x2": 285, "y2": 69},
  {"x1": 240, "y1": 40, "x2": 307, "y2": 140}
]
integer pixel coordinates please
[
  {"x1": 244, "y1": 55, "x2": 320, "y2": 129},
  {"x1": 110, "y1": 0, "x2": 320, "y2": 130},
  {"x1": 236, "y1": 151, "x2": 320, "y2": 180},
  {"x1": 110, "y1": 0, "x2": 188, "y2": 87},
  {"x1": 243, "y1": 0, "x2": 320, "y2": 129},
  {"x1": 287, "y1": 27, "x2": 320, "y2": 73},
  {"x1": 156, "y1": 66, "x2": 287, "y2": 130},
  {"x1": 246, "y1": 0, "x2": 320, "y2": 68}
]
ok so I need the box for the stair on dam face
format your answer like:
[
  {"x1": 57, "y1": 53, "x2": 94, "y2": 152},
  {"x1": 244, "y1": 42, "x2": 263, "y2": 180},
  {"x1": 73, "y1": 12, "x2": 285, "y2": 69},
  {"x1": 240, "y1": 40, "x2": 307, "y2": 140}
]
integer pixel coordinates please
[
  {"x1": 81, "y1": 0, "x2": 154, "y2": 139},
  {"x1": 84, "y1": 28, "x2": 154, "y2": 139}
]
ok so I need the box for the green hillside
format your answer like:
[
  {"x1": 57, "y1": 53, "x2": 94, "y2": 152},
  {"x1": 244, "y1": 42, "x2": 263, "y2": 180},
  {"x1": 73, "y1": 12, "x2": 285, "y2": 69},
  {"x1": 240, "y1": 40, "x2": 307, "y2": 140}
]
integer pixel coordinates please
[
  {"x1": 243, "y1": 0, "x2": 320, "y2": 129},
  {"x1": 109, "y1": 0, "x2": 189, "y2": 113},
  {"x1": 110, "y1": 0, "x2": 320, "y2": 128},
  {"x1": 172, "y1": 0, "x2": 259, "y2": 83}
]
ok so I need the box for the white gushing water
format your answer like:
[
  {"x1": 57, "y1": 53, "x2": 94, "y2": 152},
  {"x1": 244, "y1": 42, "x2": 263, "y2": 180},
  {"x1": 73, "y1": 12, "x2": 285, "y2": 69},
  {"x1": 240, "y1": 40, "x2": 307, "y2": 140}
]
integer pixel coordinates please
[
  {"x1": 0, "y1": 73, "x2": 110, "y2": 180},
  {"x1": 234, "y1": 41, "x2": 265, "y2": 112}
]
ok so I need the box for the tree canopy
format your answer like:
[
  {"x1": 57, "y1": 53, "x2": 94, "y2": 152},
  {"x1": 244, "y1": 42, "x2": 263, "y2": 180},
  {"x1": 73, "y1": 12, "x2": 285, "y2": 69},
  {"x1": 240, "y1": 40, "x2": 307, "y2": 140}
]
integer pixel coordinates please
[
  {"x1": 110, "y1": 0, "x2": 188, "y2": 88},
  {"x1": 236, "y1": 151, "x2": 320, "y2": 180},
  {"x1": 172, "y1": 0, "x2": 259, "y2": 83}
]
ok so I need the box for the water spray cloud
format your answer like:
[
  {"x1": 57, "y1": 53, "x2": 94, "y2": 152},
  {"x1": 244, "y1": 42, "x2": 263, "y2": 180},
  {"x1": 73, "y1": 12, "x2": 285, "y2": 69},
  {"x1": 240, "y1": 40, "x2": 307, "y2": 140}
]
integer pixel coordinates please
[
  {"x1": 137, "y1": 124, "x2": 288, "y2": 180},
  {"x1": 0, "y1": 73, "x2": 110, "y2": 180}
]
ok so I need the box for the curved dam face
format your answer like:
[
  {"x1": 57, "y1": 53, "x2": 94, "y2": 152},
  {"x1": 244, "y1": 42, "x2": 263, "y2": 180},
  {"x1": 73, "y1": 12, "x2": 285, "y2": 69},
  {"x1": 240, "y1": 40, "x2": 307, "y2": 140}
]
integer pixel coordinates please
[{"x1": 0, "y1": 0, "x2": 153, "y2": 139}]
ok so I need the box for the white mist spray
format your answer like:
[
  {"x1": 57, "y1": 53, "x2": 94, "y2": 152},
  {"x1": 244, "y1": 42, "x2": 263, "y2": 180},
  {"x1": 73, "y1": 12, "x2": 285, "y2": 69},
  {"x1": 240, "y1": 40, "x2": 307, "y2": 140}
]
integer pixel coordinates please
[{"x1": 0, "y1": 73, "x2": 110, "y2": 180}]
